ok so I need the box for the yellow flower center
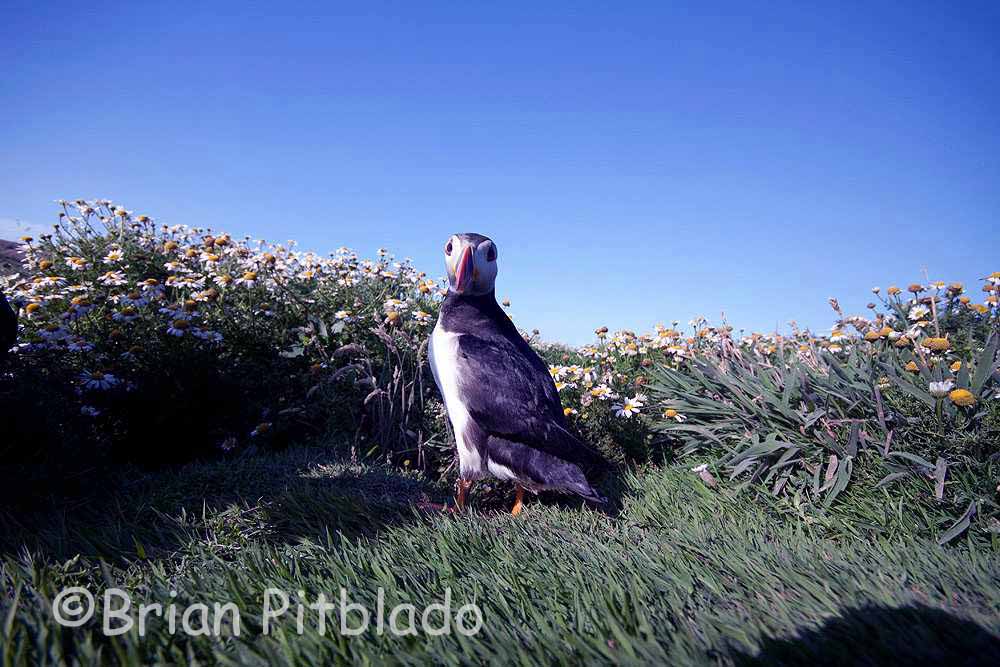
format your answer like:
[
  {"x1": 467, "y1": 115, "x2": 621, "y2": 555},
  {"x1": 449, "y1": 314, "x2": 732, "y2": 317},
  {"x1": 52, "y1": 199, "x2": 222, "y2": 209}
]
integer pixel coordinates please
[
  {"x1": 923, "y1": 337, "x2": 949, "y2": 352},
  {"x1": 948, "y1": 388, "x2": 975, "y2": 407}
]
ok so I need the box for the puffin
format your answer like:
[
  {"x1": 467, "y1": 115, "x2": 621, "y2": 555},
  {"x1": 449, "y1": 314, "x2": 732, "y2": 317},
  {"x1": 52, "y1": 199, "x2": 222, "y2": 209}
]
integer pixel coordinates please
[{"x1": 428, "y1": 233, "x2": 606, "y2": 515}]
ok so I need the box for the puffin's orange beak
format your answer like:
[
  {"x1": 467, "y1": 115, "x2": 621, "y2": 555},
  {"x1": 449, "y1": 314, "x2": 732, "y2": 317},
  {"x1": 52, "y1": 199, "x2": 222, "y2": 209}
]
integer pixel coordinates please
[{"x1": 454, "y1": 246, "x2": 473, "y2": 293}]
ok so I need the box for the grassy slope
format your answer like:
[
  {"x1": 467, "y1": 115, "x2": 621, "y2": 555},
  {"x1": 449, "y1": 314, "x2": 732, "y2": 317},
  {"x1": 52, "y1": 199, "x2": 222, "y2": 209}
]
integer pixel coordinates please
[{"x1": 2, "y1": 448, "x2": 999, "y2": 666}]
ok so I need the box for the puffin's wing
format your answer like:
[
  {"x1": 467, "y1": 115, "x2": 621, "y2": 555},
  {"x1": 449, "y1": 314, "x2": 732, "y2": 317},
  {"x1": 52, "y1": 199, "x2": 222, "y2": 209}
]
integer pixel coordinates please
[{"x1": 455, "y1": 335, "x2": 604, "y2": 468}]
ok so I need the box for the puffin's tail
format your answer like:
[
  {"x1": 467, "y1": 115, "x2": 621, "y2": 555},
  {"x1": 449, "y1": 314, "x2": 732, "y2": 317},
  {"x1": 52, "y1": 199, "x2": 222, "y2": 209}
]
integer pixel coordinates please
[
  {"x1": 485, "y1": 434, "x2": 607, "y2": 504},
  {"x1": 568, "y1": 480, "x2": 607, "y2": 504}
]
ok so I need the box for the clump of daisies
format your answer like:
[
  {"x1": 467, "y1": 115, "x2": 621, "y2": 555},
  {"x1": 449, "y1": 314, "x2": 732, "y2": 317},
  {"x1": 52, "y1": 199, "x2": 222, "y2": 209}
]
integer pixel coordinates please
[{"x1": 2, "y1": 199, "x2": 442, "y2": 463}]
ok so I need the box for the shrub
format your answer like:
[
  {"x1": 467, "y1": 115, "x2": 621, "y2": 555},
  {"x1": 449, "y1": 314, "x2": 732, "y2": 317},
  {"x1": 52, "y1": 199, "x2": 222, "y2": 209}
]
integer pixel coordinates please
[
  {"x1": 646, "y1": 282, "x2": 1000, "y2": 541},
  {"x1": 1, "y1": 200, "x2": 441, "y2": 471}
]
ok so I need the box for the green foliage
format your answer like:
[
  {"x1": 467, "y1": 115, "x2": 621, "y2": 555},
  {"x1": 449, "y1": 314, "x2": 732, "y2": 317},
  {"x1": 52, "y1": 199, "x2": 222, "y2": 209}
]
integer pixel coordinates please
[
  {"x1": 649, "y1": 315, "x2": 999, "y2": 543},
  {"x1": 1, "y1": 200, "x2": 443, "y2": 472},
  {"x1": 2, "y1": 449, "x2": 999, "y2": 666}
]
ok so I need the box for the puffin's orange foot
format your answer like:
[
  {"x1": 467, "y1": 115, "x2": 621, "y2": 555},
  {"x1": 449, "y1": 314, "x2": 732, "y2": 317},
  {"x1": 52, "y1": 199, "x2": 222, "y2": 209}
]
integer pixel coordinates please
[
  {"x1": 456, "y1": 479, "x2": 473, "y2": 512},
  {"x1": 511, "y1": 485, "x2": 525, "y2": 517}
]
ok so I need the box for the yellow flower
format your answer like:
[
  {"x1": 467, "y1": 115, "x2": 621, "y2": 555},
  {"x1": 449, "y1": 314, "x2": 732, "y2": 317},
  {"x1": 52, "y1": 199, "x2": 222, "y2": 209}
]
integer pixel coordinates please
[
  {"x1": 864, "y1": 330, "x2": 882, "y2": 342},
  {"x1": 887, "y1": 286, "x2": 901, "y2": 296},
  {"x1": 973, "y1": 304, "x2": 989, "y2": 314},
  {"x1": 664, "y1": 408, "x2": 678, "y2": 418},
  {"x1": 948, "y1": 388, "x2": 976, "y2": 407},
  {"x1": 25, "y1": 303, "x2": 41, "y2": 314},
  {"x1": 922, "y1": 337, "x2": 949, "y2": 352},
  {"x1": 894, "y1": 337, "x2": 912, "y2": 348},
  {"x1": 38, "y1": 259, "x2": 53, "y2": 270},
  {"x1": 879, "y1": 326, "x2": 893, "y2": 337},
  {"x1": 163, "y1": 241, "x2": 178, "y2": 252},
  {"x1": 907, "y1": 283, "x2": 923, "y2": 293},
  {"x1": 950, "y1": 360, "x2": 962, "y2": 373},
  {"x1": 905, "y1": 361, "x2": 920, "y2": 373},
  {"x1": 959, "y1": 295, "x2": 970, "y2": 304}
]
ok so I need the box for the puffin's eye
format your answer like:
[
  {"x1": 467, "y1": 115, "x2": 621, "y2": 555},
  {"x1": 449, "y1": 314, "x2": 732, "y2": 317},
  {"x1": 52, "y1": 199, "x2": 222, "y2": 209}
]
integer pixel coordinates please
[
  {"x1": 445, "y1": 240, "x2": 453, "y2": 256},
  {"x1": 485, "y1": 243, "x2": 496, "y2": 262}
]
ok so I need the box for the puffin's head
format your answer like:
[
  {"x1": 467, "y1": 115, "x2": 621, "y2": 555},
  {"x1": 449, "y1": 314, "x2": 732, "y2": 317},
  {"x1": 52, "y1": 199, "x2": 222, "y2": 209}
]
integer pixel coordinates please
[{"x1": 443, "y1": 233, "x2": 497, "y2": 296}]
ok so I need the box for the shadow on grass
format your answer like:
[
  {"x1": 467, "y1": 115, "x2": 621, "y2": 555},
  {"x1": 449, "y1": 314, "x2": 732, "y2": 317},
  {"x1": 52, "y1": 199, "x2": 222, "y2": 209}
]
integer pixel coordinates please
[
  {"x1": 0, "y1": 447, "x2": 449, "y2": 564},
  {"x1": 733, "y1": 604, "x2": 1000, "y2": 667}
]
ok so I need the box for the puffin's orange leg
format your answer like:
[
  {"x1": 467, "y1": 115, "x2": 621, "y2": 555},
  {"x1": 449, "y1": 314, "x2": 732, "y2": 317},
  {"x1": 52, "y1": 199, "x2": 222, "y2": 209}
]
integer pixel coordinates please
[
  {"x1": 511, "y1": 485, "x2": 525, "y2": 517},
  {"x1": 456, "y1": 479, "x2": 473, "y2": 511}
]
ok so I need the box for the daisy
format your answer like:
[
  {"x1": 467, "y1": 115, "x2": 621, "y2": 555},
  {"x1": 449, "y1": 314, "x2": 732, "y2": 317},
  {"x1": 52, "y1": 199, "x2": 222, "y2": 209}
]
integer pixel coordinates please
[
  {"x1": 97, "y1": 270, "x2": 128, "y2": 287},
  {"x1": 80, "y1": 370, "x2": 120, "y2": 390},
  {"x1": 35, "y1": 275, "x2": 66, "y2": 288},
  {"x1": 663, "y1": 408, "x2": 687, "y2": 422},
  {"x1": 112, "y1": 306, "x2": 140, "y2": 322},
  {"x1": 103, "y1": 248, "x2": 125, "y2": 264},
  {"x1": 39, "y1": 324, "x2": 68, "y2": 341},
  {"x1": 167, "y1": 319, "x2": 191, "y2": 336},
  {"x1": 589, "y1": 384, "x2": 616, "y2": 400},
  {"x1": 67, "y1": 338, "x2": 94, "y2": 352},
  {"x1": 235, "y1": 271, "x2": 257, "y2": 287},
  {"x1": 929, "y1": 380, "x2": 954, "y2": 399},
  {"x1": 613, "y1": 394, "x2": 644, "y2": 418},
  {"x1": 907, "y1": 304, "x2": 930, "y2": 321},
  {"x1": 412, "y1": 310, "x2": 432, "y2": 324},
  {"x1": 191, "y1": 328, "x2": 223, "y2": 342},
  {"x1": 383, "y1": 297, "x2": 408, "y2": 312}
]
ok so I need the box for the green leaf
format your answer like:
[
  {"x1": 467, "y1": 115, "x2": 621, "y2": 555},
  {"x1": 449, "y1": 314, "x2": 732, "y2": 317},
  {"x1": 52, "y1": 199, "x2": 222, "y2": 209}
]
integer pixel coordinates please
[
  {"x1": 887, "y1": 451, "x2": 935, "y2": 471},
  {"x1": 938, "y1": 501, "x2": 977, "y2": 545},
  {"x1": 876, "y1": 471, "x2": 912, "y2": 488},
  {"x1": 971, "y1": 332, "x2": 998, "y2": 395},
  {"x1": 824, "y1": 456, "x2": 853, "y2": 507},
  {"x1": 884, "y1": 370, "x2": 936, "y2": 408}
]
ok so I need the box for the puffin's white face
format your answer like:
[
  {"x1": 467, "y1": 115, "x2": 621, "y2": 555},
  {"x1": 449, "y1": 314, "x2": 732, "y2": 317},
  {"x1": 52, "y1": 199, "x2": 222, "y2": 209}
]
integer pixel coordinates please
[{"x1": 444, "y1": 233, "x2": 498, "y2": 296}]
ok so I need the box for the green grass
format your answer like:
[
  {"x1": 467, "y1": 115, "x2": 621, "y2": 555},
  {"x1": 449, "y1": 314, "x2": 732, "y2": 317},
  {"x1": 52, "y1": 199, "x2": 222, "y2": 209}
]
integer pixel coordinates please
[{"x1": 2, "y1": 448, "x2": 999, "y2": 665}]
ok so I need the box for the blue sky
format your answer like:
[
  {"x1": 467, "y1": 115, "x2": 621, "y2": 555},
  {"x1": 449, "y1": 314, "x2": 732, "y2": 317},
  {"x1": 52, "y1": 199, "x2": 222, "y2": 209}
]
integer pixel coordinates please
[{"x1": 2, "y1": 2, "x2": 997, "y2": 344}]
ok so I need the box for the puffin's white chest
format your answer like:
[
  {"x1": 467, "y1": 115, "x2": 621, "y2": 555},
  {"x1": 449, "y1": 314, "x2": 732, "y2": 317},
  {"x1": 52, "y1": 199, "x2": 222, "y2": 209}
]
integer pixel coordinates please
[{"x1": 429, "y1": 322, "x2": 483, "y2": 477}]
